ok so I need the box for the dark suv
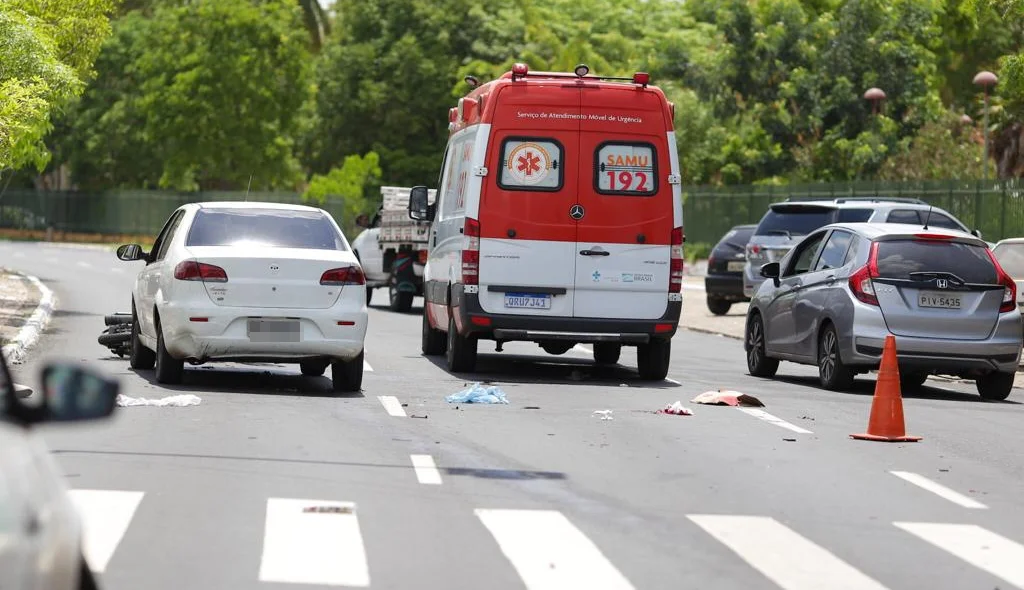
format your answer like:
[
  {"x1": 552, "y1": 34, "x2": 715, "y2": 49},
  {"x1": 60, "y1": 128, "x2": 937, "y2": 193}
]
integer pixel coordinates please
[{"x1": 705, "y1": 224, "x2": 756, "y2": 315}]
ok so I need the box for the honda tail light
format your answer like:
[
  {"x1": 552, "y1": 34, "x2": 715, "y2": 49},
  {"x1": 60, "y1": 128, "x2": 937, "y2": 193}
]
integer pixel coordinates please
[
  {"x1": 462, "y1": 218, "x2": 480, "y2": 285},
  {"x1": 848, "y1": 242, "x2": 879, "y2": 306},
  {"x1": 985, "y1": 249, "x2": 1017, "y2": 313},
  {"x1": 320, "y1": 266, "x2": 365, "y2": 286},
  {"x1": 670, "y1": 227, "x2": 684, "y2": 293},
  {"x1": 173, "y1": 260, "x2": 227, "y2": 282}
]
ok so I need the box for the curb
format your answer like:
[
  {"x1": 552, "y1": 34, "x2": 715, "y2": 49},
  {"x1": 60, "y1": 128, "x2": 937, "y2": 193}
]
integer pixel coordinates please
[
  {"x1": 1, "y1": 273, "x2": 57, "y2": 365},
  {"x1": 0, "y1": 239, "x2": 117, "y2": 252},
  {"x1": 683, "y1": 326, "x2": 743, "y2": 341}
]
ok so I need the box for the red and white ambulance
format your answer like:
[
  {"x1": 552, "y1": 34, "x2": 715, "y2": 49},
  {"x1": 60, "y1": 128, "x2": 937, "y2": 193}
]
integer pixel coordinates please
[{"x1": 408, "y1": 63, "x2": 684, "y2": 380}]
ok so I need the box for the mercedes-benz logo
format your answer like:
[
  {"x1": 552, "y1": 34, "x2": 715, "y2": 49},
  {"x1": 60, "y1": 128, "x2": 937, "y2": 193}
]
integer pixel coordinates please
[{"x1": 569, "y1": 204, "x2": 585, "y2": 220}]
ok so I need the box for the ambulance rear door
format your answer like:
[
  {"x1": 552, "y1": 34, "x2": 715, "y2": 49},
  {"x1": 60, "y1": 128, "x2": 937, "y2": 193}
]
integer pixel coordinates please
[{"x1": 573, "y1": 88, "x2": 674, "y2": 320}]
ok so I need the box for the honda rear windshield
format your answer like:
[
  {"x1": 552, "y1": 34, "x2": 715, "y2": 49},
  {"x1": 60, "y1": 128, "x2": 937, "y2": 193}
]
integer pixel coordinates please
[
  {"x1": 874, "y1": 240, "x2": 997, "y2": 284},
  {"x1": 755, "y1": 207, "x2": 834, "y2": 236},
  {"x1": 186, "y1": 208, "x2": 347, "y2": 251}
]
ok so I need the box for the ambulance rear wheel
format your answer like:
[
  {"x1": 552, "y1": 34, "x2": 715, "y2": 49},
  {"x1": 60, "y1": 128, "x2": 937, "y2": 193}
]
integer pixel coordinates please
[
  {"x1": 446, "y1": 315, "x2": 477, "y2": 373},
  {"x1": 637, "y1": 338, "x2": 671, "y2": 381}
]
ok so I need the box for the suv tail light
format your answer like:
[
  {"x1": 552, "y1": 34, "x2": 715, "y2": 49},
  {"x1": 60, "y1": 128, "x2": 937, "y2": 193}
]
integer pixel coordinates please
[
  {"x1": 462, "y1": 218, "x2": 480, "y2": 285},
  {"x1": 848, "y1": 242, "x2": 879, "y2": 306},
  {"x1": 321, "y1": 266, "x2": 365, "y2": 286},
  {"x1": 173, "y1": 260, "x2": 227, "y2": 282},
  {"x1": 984, "y1": 249, "x2": 1017, "y2": 313},
  {"x1": 670, "y1": 227, "x2": 684, "y2": 293}
]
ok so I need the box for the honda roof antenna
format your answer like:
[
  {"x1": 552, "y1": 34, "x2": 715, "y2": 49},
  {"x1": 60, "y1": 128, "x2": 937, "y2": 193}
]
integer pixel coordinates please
[
  {"x1": 923, "y1": 203, "x2": 933, "y2": 230},
  {"x1": 244, "y1": 174, "x2": 253, "y2": 201}
]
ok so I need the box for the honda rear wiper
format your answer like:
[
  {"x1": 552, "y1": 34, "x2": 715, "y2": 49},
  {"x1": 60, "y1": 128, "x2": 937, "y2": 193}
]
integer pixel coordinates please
[{"x1": 908, "y1": 271, "x2": 966, "y2": 285}]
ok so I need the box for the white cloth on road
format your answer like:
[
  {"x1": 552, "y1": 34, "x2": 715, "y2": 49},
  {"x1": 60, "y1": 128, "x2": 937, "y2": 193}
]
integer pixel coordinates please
[{"x1": 116, "y1": 394, "x2": 201, "y2": 407}]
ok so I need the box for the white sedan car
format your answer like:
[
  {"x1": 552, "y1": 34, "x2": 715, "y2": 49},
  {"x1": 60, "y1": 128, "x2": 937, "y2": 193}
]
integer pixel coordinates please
[{"x1": 117, "y1": 202, "x2": 369, "y2": 392}]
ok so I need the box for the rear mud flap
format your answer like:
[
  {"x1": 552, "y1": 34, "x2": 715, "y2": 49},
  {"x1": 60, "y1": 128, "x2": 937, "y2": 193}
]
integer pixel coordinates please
[{"x1": 392, "y1": 253, "x2": 418, "y2": 293}]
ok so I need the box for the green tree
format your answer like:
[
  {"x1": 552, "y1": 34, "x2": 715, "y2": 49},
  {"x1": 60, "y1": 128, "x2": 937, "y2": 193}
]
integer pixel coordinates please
[{"x1": 303, "y1": 151, "x2": 382, "y2": 234}]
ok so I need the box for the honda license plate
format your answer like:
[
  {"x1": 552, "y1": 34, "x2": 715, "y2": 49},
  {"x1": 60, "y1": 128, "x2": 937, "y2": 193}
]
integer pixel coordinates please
[
  {"x1": 918, "y1": 292, "x2": 962, "y2": 310},
  {"x1": 247, "y1": 318, "x2": 301, "y2": 342},
  {"x1": 727, "y1": 261, "x2": 746, "y2": 272},
  {"x1": 504, "y1": 293, "x2": 551, "y2": 310}
]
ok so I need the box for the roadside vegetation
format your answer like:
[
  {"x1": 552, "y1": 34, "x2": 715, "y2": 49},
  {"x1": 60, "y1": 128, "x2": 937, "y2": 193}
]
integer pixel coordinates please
[{"x1": 1, "y1": 0, "x2": 1023, "y2": 222}]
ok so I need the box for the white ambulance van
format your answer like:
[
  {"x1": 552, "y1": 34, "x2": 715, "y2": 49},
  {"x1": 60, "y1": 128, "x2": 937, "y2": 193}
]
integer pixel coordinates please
[{"x1": 409, "y1": 63, "x2": 684, "y2": 380}]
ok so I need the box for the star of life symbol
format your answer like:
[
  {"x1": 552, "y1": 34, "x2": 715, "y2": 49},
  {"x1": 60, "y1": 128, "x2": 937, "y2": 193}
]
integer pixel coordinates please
[
  {"x1": 592, "y1": 270, "x2": 601, "y2": 282},
  {"x1": 506, "y1": 142, "x2": 551, "y2": 185}
]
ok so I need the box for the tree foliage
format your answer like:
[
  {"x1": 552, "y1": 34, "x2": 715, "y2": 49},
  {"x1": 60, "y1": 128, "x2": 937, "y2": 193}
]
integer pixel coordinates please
[
  {"x1": 303, "y1": 151, "x2": 382, "y2": 234},
  {"x1": 17, "y1": 0, "x2": 1024, "y2": 192}
]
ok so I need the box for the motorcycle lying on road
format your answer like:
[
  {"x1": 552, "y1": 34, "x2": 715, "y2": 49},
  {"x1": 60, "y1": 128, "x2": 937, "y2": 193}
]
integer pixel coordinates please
[{"x1": 97, "y1": 313, "x2": 133, "y2": 358}]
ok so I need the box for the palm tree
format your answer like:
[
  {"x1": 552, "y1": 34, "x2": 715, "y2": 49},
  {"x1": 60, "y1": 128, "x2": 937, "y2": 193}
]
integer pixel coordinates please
[{"x1": 297, "y1": 0, "x2": 331, "y2": 51}]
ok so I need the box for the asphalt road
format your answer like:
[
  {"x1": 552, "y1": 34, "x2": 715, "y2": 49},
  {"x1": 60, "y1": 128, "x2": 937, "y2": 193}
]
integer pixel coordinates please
[{"x1": 4, "y1": 239, "x2": 1024, "y2": 590}]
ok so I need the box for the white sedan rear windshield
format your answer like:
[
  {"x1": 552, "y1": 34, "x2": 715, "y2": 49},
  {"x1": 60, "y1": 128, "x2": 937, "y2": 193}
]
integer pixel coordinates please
[
  {"x1": 186, "y1": 208, "x2": 347, "y2": 251},
  {"x1": 875, "y1": 240, "x2": 997, "y2": 284}
]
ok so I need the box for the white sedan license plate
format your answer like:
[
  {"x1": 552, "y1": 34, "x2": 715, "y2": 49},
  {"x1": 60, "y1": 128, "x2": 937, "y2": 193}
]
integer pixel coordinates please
[
  {"x1": 918, "y1": 292, "x2": 962, "y2": 310},
  {"x1": 504, "y1": 293, "x2": 551, "y2": 310},
  {"x1": 247, "y1": 318, "x2": 301, "y2": 342},
  {"x1": 727, "y1": 261, "x2": 746, "y2": 272}
]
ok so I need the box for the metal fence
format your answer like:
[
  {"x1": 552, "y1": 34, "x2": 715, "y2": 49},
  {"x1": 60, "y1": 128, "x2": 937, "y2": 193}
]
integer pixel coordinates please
[{"x1": 2, "y1": 179, "x2": 1024, "y2": 244}]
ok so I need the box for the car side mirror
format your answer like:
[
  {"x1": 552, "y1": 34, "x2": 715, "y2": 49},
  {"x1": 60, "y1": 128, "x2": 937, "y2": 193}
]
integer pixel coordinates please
[
  {"x1": 408, "y1": 186, "x2": 433, "y2": 222},
  {"x1": 972, "y1": 229, "x2": 983, "y2": 239},
  {"x1": 116, "y1": 243, "x2": 146, "y2": 262},
  {"x1": 760, "y1": 262, "x2": 781, "y2": 287},
  {"x1": 5, "y1": 363, "x2": 119, "y2": 426}
]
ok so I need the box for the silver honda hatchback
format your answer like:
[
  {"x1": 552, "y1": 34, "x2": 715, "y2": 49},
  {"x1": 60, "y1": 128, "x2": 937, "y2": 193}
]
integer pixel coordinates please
[{"x1": 744, "y1": 222, "x2": 1023, "y2": 400}]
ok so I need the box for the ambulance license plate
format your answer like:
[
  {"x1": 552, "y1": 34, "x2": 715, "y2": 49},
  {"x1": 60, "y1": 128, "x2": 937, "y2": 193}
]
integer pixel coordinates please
[{"x1": 504, "y1": 293, "x2": 551, "y2": 310}]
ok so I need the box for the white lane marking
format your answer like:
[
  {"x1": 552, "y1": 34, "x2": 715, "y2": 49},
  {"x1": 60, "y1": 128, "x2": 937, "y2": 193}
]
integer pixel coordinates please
[
  {"x1": 363, "y1": 359, "x2": 373, "y2": 372},
  {"x1": 889, "y1": 471, "x2": 988, "y2": 509},
  {"x1": 688, "y1": 514, "x2": 889, "y2": 590},
  {"x1": 573, "y1": 344, "x2": 593, "y2": 354},
  {"x1": 377, "y1": 395, "x2": 406, "y2": 417},
  {"x1": 76, "y1": 261, "x2": 91, "y2": 268},
  {"x1": 259, "y1": 498, "x2": 369, "y2": 586},
  {"x1": 410, "y1": 454, "x2": 442, "y2": 485},
  {"x1": 894, "y1": 522, "x2": 1024, "y2": 588},
  {"x1": 666, "y1": 378, "x2": 682, "y2": 385},
  {"x1": 68, "y1": 489, "x2": 145, "y2": 573},
  {"x1": 476, "y1": 509, "x2": 635, "y2": 590},
  {"x1": 738, "y1": 408, "x2": 813, "y2": 434}
]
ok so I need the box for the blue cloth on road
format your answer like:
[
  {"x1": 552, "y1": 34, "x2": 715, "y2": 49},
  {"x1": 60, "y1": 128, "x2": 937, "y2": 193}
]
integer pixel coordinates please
[{"x1": 445, "y1": 383, "x2": 509, "y2": 404}]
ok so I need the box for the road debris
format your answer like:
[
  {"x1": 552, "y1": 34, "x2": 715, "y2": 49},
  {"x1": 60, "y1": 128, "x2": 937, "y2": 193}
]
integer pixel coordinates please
[
  {"x1": 445, "y1": 383, "x2": 509, "y2": 404},
  {"x1": 593, "y1": 409, "x2": 613, "y2": 420},
  {"x1": 116, "y1": 394, "x2": 201, "y2": 407},
  {"x1": 691, "y1": 389, "x2": 764, "y2": 407},
  {"x1": 658, "y1": 401, "x2": 693, "y2": 416}
]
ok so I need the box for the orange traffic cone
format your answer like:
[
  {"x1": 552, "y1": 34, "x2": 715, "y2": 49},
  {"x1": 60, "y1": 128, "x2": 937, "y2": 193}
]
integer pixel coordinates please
[{"x1": 850, "y1": 334, "x2": 922, "y2": 443}]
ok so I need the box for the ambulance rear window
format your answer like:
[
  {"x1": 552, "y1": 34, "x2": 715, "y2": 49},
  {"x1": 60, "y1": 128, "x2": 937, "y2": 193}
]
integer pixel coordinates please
[
  {"x1": 595, "y1": 142, "x2": 657, "y2": 196},
  {"x1": 498, "y1": 137, "x2": 563, "y2": 192}
]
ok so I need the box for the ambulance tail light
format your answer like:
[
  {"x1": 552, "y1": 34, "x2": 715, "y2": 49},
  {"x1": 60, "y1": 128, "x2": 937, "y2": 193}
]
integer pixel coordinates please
[
  {"x1": 633, "y1": 72, "x2": 650, "y2": 87},
  {"x1": 670, "y1": 227, "x2": 684, "y2": 293},
  {"x1": 462, "y1": 218, "x2": 481, "y2": 285}
]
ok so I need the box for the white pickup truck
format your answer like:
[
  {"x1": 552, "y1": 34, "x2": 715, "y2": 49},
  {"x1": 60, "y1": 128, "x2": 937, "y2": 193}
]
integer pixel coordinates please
[{"x1": 351, "y1": 186, "x2": 436, "y2": 312}]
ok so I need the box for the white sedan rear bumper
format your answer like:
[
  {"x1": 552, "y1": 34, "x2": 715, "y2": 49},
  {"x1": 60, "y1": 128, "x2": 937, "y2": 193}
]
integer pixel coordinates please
[{"x1": 158, "y1": 301, "x2": 368, "y2": 363}]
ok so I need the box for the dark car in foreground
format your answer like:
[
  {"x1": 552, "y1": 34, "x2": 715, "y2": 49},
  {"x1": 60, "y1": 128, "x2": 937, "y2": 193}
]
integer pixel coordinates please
[{"x1": 705, "y1": 224, "x2": 757, "y2": 315}]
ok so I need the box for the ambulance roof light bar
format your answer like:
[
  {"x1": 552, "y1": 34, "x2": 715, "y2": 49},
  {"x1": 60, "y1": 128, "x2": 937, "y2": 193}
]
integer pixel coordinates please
[{"x1": 508, "y1": 62, "x2": 652, "y2": 87}]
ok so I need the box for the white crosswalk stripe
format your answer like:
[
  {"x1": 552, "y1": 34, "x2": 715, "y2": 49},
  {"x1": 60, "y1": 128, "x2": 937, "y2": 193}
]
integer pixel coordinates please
[
  {"x1": 67, "y1": 489, "x2": 144, "y2": 573},
  {"x1": 476, "y1": 509, "x2": 636, "y2": 590},
  {"x1": 687, "y1": 514, "x2": 890, "y2": 590},
  {"x1": 63, "y1": 489, "x2": 1024, "y2": 588},
  {"x1": 894, "y1": 522, "x2": 1024, "y2": 588},
  {"x1": 259, "y1": 498, "x2": 370, "y2": 586}
]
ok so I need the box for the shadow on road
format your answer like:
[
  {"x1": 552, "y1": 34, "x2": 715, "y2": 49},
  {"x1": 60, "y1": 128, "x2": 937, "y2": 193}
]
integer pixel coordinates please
[
  {"x1": 422, "y1": 352, "x2": 682, "y2": 389},
  {"x1": 51, "y1": 449, "x2": 566, "y2": 481},
  {"x1": 771, "y1": 374, "x2": 1022, "y2": 405},
  {"x1": 128, "y1": 365, "x2": 365, "y2": 398}
]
